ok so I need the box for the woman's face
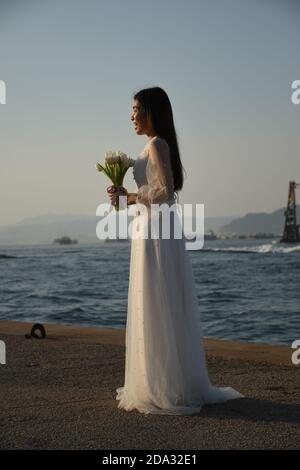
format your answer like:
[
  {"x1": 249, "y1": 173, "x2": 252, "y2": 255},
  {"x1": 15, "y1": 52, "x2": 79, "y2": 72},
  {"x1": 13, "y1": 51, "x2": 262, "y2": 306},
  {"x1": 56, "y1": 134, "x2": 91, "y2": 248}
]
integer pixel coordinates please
[{"x1": 131, "y1": 99, "x2": 150, "y2": 135}]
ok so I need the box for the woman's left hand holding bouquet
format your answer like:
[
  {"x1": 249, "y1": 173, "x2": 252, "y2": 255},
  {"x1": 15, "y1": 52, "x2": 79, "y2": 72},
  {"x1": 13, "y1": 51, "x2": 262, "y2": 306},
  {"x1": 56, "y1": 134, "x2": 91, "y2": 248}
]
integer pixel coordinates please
[
  {"x1": 107, "y1": 185, "x2": 128, "y2": 208},
  {"x1": 95, "y1": 151, "x2": 135, "y2": 211}
]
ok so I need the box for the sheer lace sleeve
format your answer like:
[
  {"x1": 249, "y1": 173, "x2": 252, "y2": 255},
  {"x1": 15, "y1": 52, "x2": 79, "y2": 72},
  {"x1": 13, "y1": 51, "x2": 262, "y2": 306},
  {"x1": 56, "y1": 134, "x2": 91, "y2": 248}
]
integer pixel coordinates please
[{"x1": 136, "y1": 137, "x2": 174, "y2": 206}]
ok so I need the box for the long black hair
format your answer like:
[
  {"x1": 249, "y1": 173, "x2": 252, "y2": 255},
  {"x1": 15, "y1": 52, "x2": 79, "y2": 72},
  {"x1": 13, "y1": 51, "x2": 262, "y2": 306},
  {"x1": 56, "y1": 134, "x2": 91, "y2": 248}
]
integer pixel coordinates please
[{"x1": 133, "y1": 87, "x2": 186, "y2": 194}]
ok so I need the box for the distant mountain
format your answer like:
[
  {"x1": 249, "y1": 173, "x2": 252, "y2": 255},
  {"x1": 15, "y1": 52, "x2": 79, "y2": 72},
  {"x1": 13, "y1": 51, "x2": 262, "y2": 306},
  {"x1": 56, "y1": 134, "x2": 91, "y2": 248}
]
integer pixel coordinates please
[
  {"x1": 219, "y1": 206, "x2": 300, "y2": 236},
  {"x1": 0, "y1": 212, "x2": 239, "y2": 245},
  {"x1": 0, "y1": 213, "x2": 101, "y2": 245},
  {"x1": 1, "y1": 207, "x2": 290, "y2": 245},
  {"x1": 203, "y1": 216, "x2": 239, "y2": 232},
  {"x1": 16, "y1": 212, "x2": 89, "y2": 226}
]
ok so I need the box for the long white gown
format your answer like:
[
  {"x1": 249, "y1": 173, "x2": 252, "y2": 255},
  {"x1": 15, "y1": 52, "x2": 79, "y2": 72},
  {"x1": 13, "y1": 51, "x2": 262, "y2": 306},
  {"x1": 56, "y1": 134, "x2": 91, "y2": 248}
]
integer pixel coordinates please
[{"x1": 116, "y1": 135, "x2": 244, "y2": 415}]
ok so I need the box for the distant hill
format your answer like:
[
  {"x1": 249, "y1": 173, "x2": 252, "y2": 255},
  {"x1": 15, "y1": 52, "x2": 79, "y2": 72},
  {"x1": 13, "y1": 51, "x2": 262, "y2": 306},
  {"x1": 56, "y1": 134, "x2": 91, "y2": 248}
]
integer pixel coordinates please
[
  {"x1": 1, "y1": 207, "x2": 294, "y2": 245},
  {"x1": 219, "y1": 206, "x2": 300, "y2": 236},
  {"x1": 0, "y1": 213, "x2": 100, "y2": 245},
  {"x1": 203, "y1": 216, "x2": 238, "y2": 232},
  {"x1": 0, "y1": 212, "x2": 239, "y2": 245}
]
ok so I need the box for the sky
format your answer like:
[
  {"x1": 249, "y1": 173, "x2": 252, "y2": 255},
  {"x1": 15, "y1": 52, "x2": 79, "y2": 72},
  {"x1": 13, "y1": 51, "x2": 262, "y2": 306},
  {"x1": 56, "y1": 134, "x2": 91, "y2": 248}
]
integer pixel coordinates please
[{"x1": 0, "y1": 0, "x2": 299, "y2": 226}]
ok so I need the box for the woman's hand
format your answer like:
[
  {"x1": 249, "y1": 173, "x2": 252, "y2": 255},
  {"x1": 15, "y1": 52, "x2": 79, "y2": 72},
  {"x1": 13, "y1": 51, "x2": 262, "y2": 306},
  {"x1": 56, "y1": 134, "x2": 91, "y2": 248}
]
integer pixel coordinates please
[
  {"x1": 107, "y1": 185, "x2": 128, "y2": 206},
  {"x1": 127, "y1": 193, "x2": 137, "y2": 205}
]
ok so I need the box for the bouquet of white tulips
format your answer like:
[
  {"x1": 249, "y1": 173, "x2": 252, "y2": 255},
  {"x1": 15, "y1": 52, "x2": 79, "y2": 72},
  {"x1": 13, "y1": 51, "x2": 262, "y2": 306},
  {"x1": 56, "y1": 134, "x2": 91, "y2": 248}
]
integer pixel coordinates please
[{"x1": 95, "y1": 151, "x2": 135, "y2": 211}]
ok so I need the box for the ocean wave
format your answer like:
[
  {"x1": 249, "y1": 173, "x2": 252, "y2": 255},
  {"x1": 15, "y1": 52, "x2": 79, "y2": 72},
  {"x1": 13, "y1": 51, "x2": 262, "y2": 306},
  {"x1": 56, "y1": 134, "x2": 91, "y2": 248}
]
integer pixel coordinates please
[
  {"x1": 201, "y1": 243, "x2": 300, "y2": 254},
  {"x1": 58, "y1": 306, "x2": 86, "y2": 315}
]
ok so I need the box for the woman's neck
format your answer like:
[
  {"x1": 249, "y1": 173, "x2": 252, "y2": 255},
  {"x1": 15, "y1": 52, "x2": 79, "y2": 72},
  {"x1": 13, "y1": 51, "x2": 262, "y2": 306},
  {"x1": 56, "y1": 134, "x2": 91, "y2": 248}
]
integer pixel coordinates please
[{"x1": 147, "y1": 134, "x2": 158, "y2": 141}]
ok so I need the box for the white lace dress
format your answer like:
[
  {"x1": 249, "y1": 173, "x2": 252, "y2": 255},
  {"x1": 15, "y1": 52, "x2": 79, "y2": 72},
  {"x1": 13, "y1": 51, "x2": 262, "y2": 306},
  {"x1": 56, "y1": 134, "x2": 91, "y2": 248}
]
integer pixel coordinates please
[{"x1": 115, "y1": 136, "x2": 244, "y2": 415}]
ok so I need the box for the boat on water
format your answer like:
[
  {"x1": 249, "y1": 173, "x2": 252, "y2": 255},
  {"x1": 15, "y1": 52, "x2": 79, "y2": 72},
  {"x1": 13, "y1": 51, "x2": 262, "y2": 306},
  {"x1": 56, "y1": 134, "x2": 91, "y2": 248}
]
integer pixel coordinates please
[{"x1": 53, "y1": 236, "x2": 78, "y2": 245}]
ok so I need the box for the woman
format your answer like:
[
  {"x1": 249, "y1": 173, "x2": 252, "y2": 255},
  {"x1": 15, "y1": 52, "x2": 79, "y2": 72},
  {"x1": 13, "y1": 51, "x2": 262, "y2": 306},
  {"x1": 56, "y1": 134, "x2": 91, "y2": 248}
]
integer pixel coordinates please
[{"x1": 107, "y1": 87, "x2": 243, "y2": 415}]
